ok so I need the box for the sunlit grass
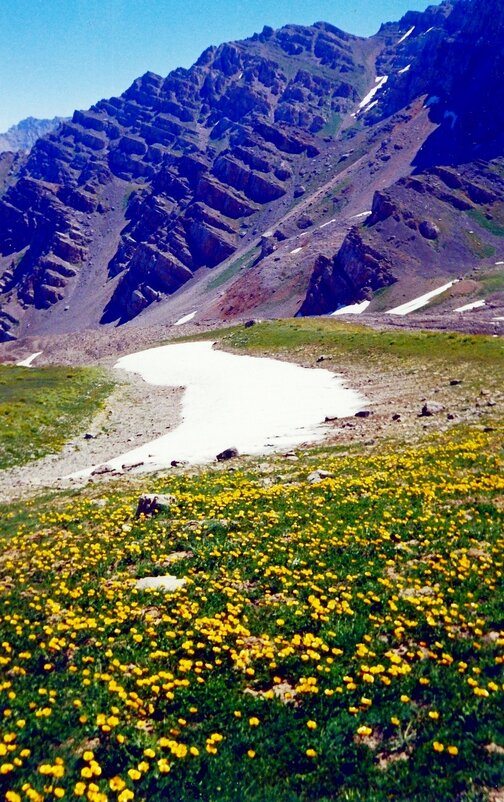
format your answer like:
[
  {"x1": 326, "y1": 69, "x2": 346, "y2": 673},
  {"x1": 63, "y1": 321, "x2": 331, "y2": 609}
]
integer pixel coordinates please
[{"x1": 0, "y1": 366, "x2": 114, "y2": 469}]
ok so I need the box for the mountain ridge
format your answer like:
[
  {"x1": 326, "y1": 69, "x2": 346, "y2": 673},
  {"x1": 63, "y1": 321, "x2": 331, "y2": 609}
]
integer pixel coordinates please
[
  {"x1": 0, "y1": 0, "x2": 503, "y2": 342},
  {"x1": 0, "y1": 116, "x2": 67, "y2": 155}
]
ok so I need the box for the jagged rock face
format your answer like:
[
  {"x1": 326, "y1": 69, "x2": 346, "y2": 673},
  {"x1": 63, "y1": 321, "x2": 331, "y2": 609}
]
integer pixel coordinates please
[
  {"x1": 301, "y1": 158, "x2": 504, "y2": 315},
  {"x1": 0, "y1": 22, "x2": 371, "y2": 336},
  {"x1": 298, "y1": 232, "x2": 397, "y2": 316}
]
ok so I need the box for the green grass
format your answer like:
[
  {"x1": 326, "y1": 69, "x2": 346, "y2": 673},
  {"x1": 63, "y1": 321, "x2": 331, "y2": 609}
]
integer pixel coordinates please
[
  {"x1": 464, "y1": 230, "x2": 496, "y2": 260},
  {"x1": 468, "y1": 208, "x2": 504, "y2": 238},
  {"x1": 216, "y1": 318, "x2": 504, "y2": 372},
  {"x1": 320, "y1": 113, "x2": 341, "y2": 138},
  {"x1": 0, "y1": 365, "x2": 114, "y2": 469},
  {"x1": 478, "y1": 267, "x2": 504, "y2": 297}
]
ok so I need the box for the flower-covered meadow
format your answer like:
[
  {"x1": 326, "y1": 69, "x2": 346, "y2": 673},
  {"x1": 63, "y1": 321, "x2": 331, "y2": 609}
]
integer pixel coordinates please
[{"x1": 0, "y1": 426, "x2": 503, "y2": 801}]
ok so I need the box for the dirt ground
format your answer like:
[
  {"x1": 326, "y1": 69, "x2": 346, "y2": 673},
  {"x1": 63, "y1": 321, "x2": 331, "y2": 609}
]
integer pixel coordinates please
[{"x1": 0, "y1": 366, "x2": 183, "y2": 502}]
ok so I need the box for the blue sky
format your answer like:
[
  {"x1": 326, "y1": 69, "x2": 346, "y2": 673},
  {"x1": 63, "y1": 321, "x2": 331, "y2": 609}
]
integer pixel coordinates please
[{"x1": 0, "y1": 0, "x2": 432, "y2": 131}]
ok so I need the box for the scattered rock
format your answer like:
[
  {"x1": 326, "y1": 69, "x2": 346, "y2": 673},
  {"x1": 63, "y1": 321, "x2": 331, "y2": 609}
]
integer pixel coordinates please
[
  {"x1": 122, "y1": 461, "x2": 144, "y2": 471},
  {"x1": 135, "y1": 493, "x2": 176, "y2": 518},
  {"x1": 324, "y1": 415, "x2": 338, "y2": 422},
  {"x1": 307, "y1": 469, "x2": 334, "y2": 483},
  {"x1": 170, "y1": 459, "x2": 188, "y2": 467},
  {"x1": 316, "y1": 354, "x2": 329, "y2": 363},
  {"x1": 135, "y1": 575, "x2": 186, "y2": 592},
  {"x1": 392, "y1": 413, "x2": 401, "y2": 420},
  {"x1": 355, "y1": 410, "x2": 372, "y2": 418},
  {"x1": 90, "y1": 464, "x2": 115, "y2": 476},
  {"x1": 163, "y1": 551, "x2": 193, "y2": 564},
  {"x1": 377, "y1": 751, "x2": 409, "y2": 770},
  {"x1": 244, "y1": 319, "x2": 257, "y2": 328},
  {"x1": 83, "y1": 432, "x2": 97, "y2": 440},
  {"x1": 449, "y1": 379, "x2": 462, "y2": 386},
  {"x1": 216, "y1": 447, "x2": 239, "y2": 461},
  {"x1": 485, "y1": 743, "x2": 504, "y2": 756},
  {"x1": 420, "y1": 401, "x2": 445, "y2": 417},
  {"x1": 296, "y1": 214, "x2": 313, "y2": 230}
]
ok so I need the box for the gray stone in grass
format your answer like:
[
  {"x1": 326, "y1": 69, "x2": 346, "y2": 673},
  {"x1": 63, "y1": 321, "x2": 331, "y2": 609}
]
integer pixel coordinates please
[
  {"x1": 135, "y1": 575, "x2": 186, "y2": 592},
  {"x1": 135, "y1": 493, "x2": 176, "y2": 518},
  {"x1": 420, "y1": 401, "x2": 445, "y2": 417},
  {"x1": 307, "y1": 470, "x2": 334, "y2": 484}
]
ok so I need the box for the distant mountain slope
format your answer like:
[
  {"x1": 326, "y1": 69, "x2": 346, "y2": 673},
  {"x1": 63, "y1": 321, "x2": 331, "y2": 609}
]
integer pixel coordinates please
[
  {"x1": 0, "y1": 0, "x2": 503, "y2": 342},
  {"x1": 0, "y1": 116, "x2": 66, "y2": 154}
]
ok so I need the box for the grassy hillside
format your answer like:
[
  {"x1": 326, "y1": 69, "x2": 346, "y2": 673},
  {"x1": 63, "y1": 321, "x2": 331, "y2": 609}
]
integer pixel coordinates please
[
  {"x1": 0, "y1": 365, "x2": 113, "y2": 469},
  {"x1": 0, "y1": 322, "x2": 502, "y2": 801}
]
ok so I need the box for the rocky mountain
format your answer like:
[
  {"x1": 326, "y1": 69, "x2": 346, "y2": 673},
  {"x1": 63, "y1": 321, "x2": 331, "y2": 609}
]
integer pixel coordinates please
[
  {"x1": 0, "y1": 116, "x2": 66, "y2": 155},
  {"x1": 0, "y1": 0, "x2": 503, "y2": 342}
]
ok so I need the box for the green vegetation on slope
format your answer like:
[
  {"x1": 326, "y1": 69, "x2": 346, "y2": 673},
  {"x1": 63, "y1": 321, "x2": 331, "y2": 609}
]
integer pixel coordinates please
[
  {"x1": 468, "y1": 207, "x2": 504, "y2": 238},
  {"x1": 207, "y1": 247, "x2": 259, "y2": 291},
  {"x1": 0, "y1": 365, "x2": 114, "y2": 469},
  {"x1": 0, "y1": 425, "x2": 502, "y2": 801},
  {"x1": 217, "y1": 317, "x2": 503, "y2": 373}
]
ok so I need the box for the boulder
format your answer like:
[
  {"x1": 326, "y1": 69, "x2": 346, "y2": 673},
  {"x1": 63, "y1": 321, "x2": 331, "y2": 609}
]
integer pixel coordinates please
[
  {"x1": 419, "y1": 220, "x2": 440, "y2": 240},
  {"x1": 216, "y1": 447, "x2": 239, "y2": 461},
  {"x1": 307, "y1": 470, "x2": 334, "y2": 483},
  {"x1": 135, "y1": 493, "x2": 176, "y2": 517}
]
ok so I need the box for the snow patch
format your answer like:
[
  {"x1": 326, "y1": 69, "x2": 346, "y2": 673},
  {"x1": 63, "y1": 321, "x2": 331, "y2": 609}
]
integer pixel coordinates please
[
  {"x1": 350, "y1": 210, "x2": 372, "y2": 220},
  {"x1": 398, "y1": 64, "x2": 411, "y2": 74},
  {"x1": 290, "y1": 247, "x2": 303, "y2": 255},
  {"x1": 361, "y1": 100, "x2": 378, "y2": 114},
  {"x1": 454, "y1": 300, "x2": 486, "y2": 313},
  {"x1": 69, "y1": 341, "x2": 364, "y2": 476},
  {"x1": 319, "y1": 218, "x2": 336, "y2": 229},
  {"x1": 331, "y1": 300, "x2": 371, "y2": 316},
  {"x1": 358, "y1": 76, "x2": 388, "y2": 111},
  {"x1": 174, "y1": 311, "x2": 197, "y2": 326},
  {"x1": 494, "y1": 261, "x2": 504, "y2": 265},
  {"x1": 386, "y1": 280, "x2": 459, "y2": 315},
  {"x1": 397, "y1": 26, "x2": 415, "y2": 44},
  {"x1": 16, "y1": 351, "x2": 43, "y2": 368}
]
